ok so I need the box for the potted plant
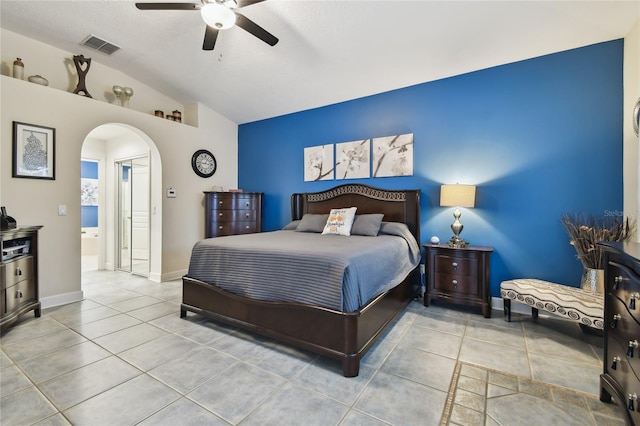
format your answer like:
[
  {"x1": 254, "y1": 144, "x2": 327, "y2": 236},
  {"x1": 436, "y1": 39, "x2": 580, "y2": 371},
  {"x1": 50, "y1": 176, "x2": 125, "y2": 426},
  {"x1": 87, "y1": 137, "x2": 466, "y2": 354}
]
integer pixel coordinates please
[{"x1": 562, "y1": 213, "x2": 636, "y2": 293}]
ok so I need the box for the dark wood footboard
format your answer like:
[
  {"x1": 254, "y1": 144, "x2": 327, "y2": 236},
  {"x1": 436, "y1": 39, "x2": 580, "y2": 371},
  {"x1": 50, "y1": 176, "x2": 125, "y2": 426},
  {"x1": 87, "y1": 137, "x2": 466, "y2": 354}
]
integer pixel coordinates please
[{"x1": 181, "y1": 267, "x2": 417, "y2": 377}]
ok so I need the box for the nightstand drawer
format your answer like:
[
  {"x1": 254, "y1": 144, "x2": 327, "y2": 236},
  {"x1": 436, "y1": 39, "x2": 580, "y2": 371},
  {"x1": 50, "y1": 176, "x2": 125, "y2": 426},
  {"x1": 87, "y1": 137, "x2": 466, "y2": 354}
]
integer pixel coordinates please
[
  {"x1": 434, "y1": 273, "x2": 477, "y2": 294},
  {"x1": 434, "y1": 255, "x2": 476, "y2": 276}
]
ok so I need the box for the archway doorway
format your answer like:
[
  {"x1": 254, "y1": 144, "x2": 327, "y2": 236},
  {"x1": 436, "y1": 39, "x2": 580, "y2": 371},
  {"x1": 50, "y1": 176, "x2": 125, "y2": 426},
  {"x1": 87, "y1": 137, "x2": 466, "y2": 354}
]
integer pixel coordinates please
[{"x1": 80, "y1": 123, "x2": 163, "y2": 282}]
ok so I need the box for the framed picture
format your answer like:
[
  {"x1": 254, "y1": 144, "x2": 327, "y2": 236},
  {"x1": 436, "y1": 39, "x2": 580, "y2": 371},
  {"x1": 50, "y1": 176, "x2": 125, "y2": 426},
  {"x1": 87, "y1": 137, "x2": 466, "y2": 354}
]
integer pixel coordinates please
[
  {"x1": 13, "y1": 121, "x2": 56, "y2": 180},
  {"x1": 372, "y1": 133, "x2": 414, "y2": 177},
  {"x1": 304, "y1": 144, "x2": 334, "y2": 181},
  {"x1": 335, "y1": 139, "x2": 370, "y2": 180}
]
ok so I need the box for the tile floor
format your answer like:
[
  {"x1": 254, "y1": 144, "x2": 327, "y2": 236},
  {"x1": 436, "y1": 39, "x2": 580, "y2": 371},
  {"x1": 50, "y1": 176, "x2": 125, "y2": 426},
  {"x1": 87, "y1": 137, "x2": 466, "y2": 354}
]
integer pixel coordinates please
[{"x1": 0, "y1": 270, "x2": 625, "y2": 425}]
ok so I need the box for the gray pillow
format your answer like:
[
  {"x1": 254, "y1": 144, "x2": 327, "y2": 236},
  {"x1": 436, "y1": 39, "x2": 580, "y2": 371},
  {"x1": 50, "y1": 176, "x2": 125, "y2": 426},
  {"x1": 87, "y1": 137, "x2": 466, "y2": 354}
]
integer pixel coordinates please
[
  {"x1": 282, "y1": 220, "x2": 300, "y2": 230},
  {"x1": 351, "y1": 214, "x2": 384, "y2": 236},
  {"x1": 295, "y1": 214, "x2": 330, "y2": 233}
]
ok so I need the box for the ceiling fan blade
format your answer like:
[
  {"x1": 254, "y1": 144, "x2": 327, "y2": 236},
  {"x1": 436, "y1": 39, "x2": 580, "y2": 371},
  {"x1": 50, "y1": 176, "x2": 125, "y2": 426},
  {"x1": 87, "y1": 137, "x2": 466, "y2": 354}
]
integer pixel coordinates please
[
  {"x1": 234, "y1": 13, "x2": 278, "y2": 46},
  {"x1": 203, "y1": 25, "x2": 219, "y2": 51},
  {"x1": 135, "y1": 2, "x2": 200, "y2": 10},
  {"x1": 236, "y1": 0, "x2": 266, "y2": 8}
]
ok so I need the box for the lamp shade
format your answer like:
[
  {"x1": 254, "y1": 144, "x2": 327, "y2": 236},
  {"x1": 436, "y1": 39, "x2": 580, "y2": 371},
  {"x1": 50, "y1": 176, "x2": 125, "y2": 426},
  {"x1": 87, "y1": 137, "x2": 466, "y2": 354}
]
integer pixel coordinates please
[
  {"x1": 201, "y1": 3, "x2": 236, "y2": 29},
  {"x1": 440, "y1": 184, "x2": 476, "y2": 208}
]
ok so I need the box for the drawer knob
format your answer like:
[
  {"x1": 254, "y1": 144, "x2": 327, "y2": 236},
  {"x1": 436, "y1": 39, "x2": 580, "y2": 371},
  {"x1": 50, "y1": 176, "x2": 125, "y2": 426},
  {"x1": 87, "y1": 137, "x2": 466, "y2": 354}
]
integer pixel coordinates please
[
  {"x1": 218, "y1": 201, "x2": 224, "y2": 206},
  {"x1": 611, "y1": 356, "x2": 621, "y2": 370},
  {"x1": 219, "y1": 225, "x2": 224, "y2": 230},
  {"x1": 612, "y1": 314, "x2": 621, "y2": 328},
  {"x1": 15, "y1": 290, "x2": 23, "y2": 299},
  {"x1": 629, "y1": 393, "x2": 638, "y2": 411},
  {"x1": 614, "y1": 275, "x2": 629, "y2": 290},
  {"x1": 219, "y1": 213, "x2": 223, "y2": 217},
  {"x1": 628, "y1": 340, "x2": 639, "y2": 357},
  {"x1": 452, "y1": 262, "x2": 458, "y2": 270},
  {"x1": 452, "y1": 279, "x2": 458, "y2": 287},
  {"x1": 245, "y1": 213, "x2": 250, "y2": 218},
  {"x1": 245, "y1": 225, "x2": 250, "y2": 229},
  {"x1": 245, "y1": 202, "x2": 250, "y2": 207},
  {"x1": 16, "y1": 267, "x2": 22, "y2": 276},
  {"x1": 631, "y1": 293, "x2": 640, "y2": 310}
]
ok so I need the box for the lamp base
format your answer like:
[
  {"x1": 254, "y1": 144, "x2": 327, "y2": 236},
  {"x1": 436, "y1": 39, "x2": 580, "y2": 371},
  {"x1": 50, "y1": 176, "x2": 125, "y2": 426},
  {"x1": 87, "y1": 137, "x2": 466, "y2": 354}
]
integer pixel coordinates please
[{"x1": 448, "y1": 236, "x2": 467, "y2": 248}]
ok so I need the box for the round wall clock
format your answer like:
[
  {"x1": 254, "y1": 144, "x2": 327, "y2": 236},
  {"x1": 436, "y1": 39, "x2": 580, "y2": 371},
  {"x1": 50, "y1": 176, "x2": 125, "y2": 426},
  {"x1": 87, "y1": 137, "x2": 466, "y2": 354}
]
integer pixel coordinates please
[{"x1": 191, "y1": 149, "x2": 217, "y2": 178}]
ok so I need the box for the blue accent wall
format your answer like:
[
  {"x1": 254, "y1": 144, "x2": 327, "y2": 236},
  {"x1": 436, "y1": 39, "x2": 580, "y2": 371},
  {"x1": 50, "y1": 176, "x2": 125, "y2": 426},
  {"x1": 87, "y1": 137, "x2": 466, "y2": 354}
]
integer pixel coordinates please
[{"x1": 238, "y1": 40, "x2": 624, "y2": 296}]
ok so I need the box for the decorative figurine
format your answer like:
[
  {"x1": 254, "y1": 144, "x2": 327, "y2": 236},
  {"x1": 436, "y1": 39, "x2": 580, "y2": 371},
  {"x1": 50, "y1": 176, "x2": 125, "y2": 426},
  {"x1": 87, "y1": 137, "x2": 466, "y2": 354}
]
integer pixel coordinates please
[
  {"x1": 13, "y1": 58, "x2": 24, "y2": 80},
  {"x1": 72, "y1": 54, "x2": 92, "y2": 98}
]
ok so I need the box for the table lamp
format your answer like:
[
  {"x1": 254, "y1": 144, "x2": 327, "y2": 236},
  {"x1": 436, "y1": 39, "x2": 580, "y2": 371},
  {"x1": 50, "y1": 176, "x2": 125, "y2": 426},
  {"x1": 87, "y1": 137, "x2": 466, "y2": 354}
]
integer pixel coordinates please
[{"x1": 440, "y1": 184, "x2": 476, "y2": 248}]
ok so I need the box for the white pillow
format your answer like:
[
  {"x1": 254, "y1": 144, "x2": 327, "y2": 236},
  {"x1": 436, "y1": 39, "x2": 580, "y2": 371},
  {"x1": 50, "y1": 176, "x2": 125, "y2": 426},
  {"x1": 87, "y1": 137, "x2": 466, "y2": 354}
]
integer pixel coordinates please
[{"x1": 321, "y1": 207, "x2": 357, "y2": 236}]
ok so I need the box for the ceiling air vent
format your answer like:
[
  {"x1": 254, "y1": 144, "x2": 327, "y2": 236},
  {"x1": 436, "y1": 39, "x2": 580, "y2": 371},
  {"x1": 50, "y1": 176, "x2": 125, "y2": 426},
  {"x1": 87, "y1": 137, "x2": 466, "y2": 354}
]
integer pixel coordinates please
[{"x1": 81, "y1": 34, "x2": 121, "y2": 55}]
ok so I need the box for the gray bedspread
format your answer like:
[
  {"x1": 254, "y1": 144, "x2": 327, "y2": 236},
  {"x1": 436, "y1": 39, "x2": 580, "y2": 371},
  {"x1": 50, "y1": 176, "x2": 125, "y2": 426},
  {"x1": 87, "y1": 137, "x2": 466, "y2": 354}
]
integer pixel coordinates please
[{"x1": 187, "y1": 222, "x2": 421, "y2": 312}]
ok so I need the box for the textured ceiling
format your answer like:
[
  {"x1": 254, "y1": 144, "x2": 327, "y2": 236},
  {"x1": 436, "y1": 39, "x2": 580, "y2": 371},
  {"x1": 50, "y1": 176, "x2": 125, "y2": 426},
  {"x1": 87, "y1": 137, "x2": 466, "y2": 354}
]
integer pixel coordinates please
[{"x1": 1, "y1": 1, "x2": 639, "y2": 124}]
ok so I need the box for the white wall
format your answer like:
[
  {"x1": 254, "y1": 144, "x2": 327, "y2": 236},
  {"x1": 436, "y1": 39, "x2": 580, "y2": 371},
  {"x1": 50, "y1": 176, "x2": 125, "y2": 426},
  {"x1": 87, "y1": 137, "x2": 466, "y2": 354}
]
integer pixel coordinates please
[
  {"x1": 1, "y1": 30, "x2": 185, "y2": 122},
  {"x1": 1, "y1": 31, "x2": 239, "y2": 307},
  {"x1": 624, "y1": 19, "x2": 640, "y2": 242}
]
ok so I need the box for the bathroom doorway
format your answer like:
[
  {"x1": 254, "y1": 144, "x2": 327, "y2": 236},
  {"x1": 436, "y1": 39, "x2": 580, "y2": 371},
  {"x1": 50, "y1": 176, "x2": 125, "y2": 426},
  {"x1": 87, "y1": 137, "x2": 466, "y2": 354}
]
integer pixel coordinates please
[
  {"x1": 81, "y1": 123, "x2": 163, "y2": 282},
  {"x1": 116, "y1": 155, "x2": 150, "y2": 277}
]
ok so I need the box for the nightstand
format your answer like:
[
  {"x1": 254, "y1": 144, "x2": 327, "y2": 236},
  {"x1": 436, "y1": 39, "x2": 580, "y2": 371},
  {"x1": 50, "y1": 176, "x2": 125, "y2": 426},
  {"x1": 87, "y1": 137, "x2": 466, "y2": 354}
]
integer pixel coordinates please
[{"x1": 424, "y1": 244, "x2": 493, "y2": 317}]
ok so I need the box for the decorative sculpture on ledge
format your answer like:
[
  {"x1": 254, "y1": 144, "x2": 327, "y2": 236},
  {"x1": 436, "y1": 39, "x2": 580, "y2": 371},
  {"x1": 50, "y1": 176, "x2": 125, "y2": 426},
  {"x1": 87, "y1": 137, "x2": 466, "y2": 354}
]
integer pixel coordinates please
[{"x1": 72, "y1": 54, "x2": 92, "y2": 98}]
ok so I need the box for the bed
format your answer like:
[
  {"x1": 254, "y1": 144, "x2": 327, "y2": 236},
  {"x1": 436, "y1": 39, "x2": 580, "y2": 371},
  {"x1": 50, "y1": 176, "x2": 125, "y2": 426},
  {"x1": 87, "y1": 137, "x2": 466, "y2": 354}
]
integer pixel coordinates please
[{"x1": 181, "y1": 184, "x2": 421, "y2": 377}]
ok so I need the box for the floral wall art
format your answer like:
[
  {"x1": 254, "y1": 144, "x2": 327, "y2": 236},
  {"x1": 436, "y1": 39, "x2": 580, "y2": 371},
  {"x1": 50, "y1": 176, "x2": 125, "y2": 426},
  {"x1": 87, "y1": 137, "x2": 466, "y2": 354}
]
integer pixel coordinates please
[
  {"x1": 335, "y1": 139, "x2": 370, "y2": 180},
  {"x1": 303, "y1": 133, "x2": 413, "y2": 182},
  {"x1": 304, "y1": 144, "x2": 334, "y2": 181},
  {"x1": 372, "y1": 133, "x2": 414, "y2": 177},
  {"x1": 81, "y1": 178, "x2": 99, "y2": 206}
]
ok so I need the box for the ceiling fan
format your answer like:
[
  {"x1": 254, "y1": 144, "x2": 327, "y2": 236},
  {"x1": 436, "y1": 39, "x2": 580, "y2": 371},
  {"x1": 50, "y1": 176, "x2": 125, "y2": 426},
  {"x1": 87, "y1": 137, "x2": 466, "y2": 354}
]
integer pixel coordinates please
[{"x1": 135, "y1": 0, "x2": 278, "y2": 51}]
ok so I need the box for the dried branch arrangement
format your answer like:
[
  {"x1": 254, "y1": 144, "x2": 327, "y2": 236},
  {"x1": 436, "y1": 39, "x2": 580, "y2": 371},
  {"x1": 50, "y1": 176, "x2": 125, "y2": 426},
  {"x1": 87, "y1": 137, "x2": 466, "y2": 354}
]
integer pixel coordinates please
[{"x1": 562, "y1": 213, "x2": 637, "y2": 269}]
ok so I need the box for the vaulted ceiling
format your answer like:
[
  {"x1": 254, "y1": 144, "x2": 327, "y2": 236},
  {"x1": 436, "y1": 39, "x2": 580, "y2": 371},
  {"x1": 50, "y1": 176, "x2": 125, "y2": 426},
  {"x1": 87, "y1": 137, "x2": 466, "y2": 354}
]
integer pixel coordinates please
[{"x1": 1, "y1": 1, "x2": 638, "y2": 124}]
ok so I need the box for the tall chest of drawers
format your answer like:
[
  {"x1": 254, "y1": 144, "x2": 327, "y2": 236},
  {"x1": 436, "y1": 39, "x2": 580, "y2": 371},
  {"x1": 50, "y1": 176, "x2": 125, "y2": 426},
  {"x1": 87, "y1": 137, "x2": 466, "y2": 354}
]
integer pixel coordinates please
[
  {"x1": 204, "y1": 192, "x2": 263, "y2": 238},
  {"x1": 600, "y1": 241, "x2": 640, "y2": 425},
  {"x1": 1, "y1": 226, "x2": 42, "y2": 332}
]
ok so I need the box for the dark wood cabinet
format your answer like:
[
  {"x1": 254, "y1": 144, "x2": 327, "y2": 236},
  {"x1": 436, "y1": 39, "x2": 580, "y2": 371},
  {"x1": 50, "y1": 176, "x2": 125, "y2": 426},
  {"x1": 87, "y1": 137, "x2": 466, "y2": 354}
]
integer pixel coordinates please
[
  {"x1": 600, "y1": 241, "x2": 640, "y2": 426},
  {"x1": 204, "y1": 192, "x2": 263, "y2": 238},
  {"x1": 424, "y1": 244, "x2": 493, "y2": 317},
  {"x1": 1, "y1": 226, "x2": 42, "y2": 332}
]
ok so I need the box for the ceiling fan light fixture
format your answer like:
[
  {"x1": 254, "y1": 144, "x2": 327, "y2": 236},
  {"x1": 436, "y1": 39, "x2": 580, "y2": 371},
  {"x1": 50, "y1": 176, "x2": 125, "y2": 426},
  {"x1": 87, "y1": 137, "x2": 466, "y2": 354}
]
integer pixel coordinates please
[{"x1": 201, "y1": 2, "x2": 236, "y2": 30}]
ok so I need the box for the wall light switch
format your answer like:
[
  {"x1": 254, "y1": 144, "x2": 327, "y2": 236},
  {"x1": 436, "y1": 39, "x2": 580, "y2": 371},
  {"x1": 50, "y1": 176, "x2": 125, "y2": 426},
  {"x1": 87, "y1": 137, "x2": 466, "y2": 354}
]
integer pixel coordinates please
[
  {"x1": 166, "y1": 187, "x2": 176, "y2": 198},
  {"x1": 58, "y1": 204, "x2": 67, "y2": 216}
]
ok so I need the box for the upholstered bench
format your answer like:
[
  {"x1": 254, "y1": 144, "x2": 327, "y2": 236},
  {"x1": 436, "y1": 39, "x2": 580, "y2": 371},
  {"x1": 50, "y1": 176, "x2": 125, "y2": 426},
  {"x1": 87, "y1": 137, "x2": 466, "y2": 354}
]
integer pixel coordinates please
[{"x1": 500, "y1": 278, "x2": 604, "y2": 329}]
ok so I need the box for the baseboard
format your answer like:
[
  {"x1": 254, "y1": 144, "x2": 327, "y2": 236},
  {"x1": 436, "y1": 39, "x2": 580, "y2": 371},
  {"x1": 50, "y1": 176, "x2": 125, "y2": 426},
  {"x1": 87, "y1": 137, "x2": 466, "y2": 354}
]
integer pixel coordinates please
[
  {"x1": 160, "y1": 269, "x2": 187, "y2": 282},
  {"x1": 41, "y1": 290, "x2": 84, "y2": 309}
]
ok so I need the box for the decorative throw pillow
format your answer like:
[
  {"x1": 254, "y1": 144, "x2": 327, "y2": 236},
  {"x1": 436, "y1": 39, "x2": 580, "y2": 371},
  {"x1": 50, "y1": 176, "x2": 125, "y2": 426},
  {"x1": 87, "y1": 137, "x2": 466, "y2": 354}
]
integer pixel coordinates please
[
  {"x1": 351, "y1": 214, "x2": 384, "y2": 236},
  {"x1": 282, "y1": 220, "x2": 300, "y2": 230},
  {"x1": 321, "y1": 207, "x2": 357, "y2": 236},
  {"x1": 295, "y1": 214, "x2": 329, "y2": 232}
]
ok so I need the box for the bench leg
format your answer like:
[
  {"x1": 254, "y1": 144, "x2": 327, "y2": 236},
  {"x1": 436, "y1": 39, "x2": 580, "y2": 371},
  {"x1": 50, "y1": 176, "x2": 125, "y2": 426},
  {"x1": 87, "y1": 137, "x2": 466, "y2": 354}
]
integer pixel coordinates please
[
  {"x1": 532, "y1": 307, "x2": 539, "y2": 321},
  {"x1": 503, "y1": 298, "x2": 511, "y2": 322}
]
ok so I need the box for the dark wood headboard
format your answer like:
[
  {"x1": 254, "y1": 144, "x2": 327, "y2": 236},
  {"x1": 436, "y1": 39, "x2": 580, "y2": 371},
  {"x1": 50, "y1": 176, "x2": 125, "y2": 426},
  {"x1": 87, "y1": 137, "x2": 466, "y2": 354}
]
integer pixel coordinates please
[{"x1": 291, "y1": 184, "x2": 421, "y2": 243}]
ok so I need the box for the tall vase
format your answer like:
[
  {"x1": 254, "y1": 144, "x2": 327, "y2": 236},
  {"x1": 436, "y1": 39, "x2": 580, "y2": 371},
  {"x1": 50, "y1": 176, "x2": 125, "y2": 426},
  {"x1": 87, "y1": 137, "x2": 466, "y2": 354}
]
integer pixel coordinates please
[{"x1": 581, "y1": 268, "x2": 605, "y2": 293}]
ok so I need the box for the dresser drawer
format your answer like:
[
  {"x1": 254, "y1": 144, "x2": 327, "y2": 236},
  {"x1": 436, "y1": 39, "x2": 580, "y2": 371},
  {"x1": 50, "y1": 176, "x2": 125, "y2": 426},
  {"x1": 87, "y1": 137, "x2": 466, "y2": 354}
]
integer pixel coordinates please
[
  {"x1": 4, "y1": 256, "x2": 34, "y2": 288},
  {"x1": 434, "y1": 273, "x2": 477, "y2": 295},
  {"x1": 5, "y1": 279, "x2": 36, "y2": 313},
  {"x1": 211, "y1": 222, "x2": 259, "y2": 236},
  {"x1": 211, "y1": 196, "x2": 259, "y2": 210},
  {"x1": 434, "y1": 255, "x2": 476, "y2": 276},
  {"x1": 211, "y1": 209, "x2": 257, "y2": 222}
]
